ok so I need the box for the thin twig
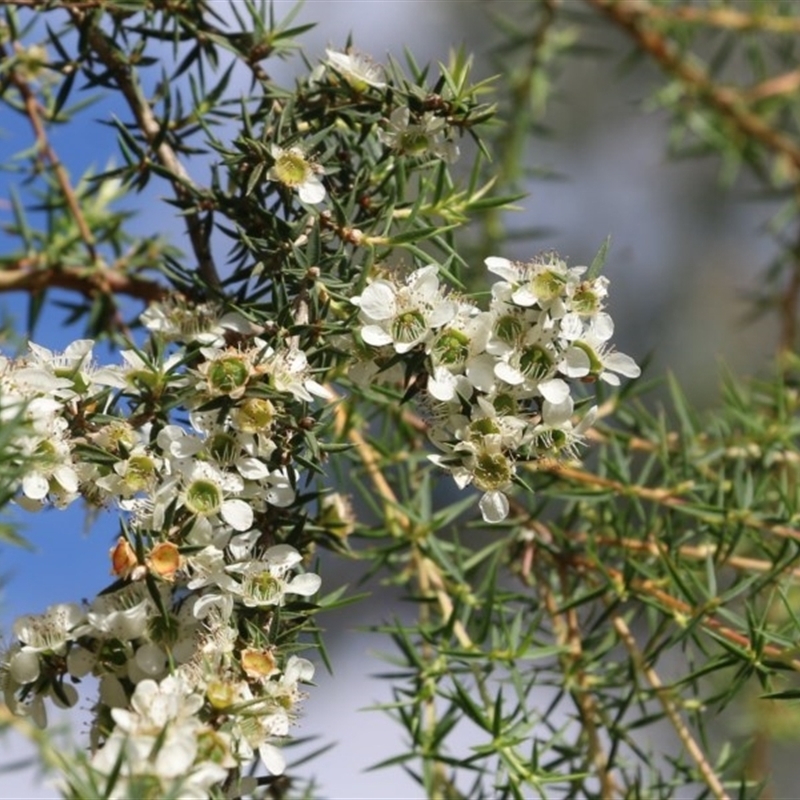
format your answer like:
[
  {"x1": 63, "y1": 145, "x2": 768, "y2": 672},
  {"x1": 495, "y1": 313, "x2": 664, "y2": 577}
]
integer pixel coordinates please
[
  {"x1": 612, "y1": 614, "x2": 731, "y2": 800},
  {"x1": 584, "y1": 0, "x2": 800, "y2": 172},
  {"x1": 572, "y1": 553, "x2": 800, "y2": 673},
  {"x1": 68, "y1": 7, "x2": 220, "y2": 290},
  {"x1": 0, "y1": 257, "x2": 169, "y2": 303},
  {"x1": 571, "y1": 532, "x2": 800, "y2": 580},
  {"x1": 644, "y1": 4, "x2": 800, "y2": 35},
  {"x1": 535, "y1": 460, "x2": 800, "y2": 545},
  {"x1": 4, "y1": 43, "x2": 96, "y2": 260},
  {"x1": 537, "y1": 561, "x2": 621, "y2": 799}
]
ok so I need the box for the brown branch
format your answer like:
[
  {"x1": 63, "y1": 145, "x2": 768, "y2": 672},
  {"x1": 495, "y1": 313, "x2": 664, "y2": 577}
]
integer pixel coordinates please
[
  {"x1": 746, "y1": 69, "x2": 800, "y2": 103},
  {"x1": 535, "y1": 460, "x2": 800, "y2": 545},
  {"x1": 4, "y1": 43, "x2": 96, "y2": 260},
  {"x1": 0, "y1": 257, "x2": 170, "y2": 303},
  {"x1": 537, "y1": 561, "x2": 621, "y2": 798},
  {"x1": 1, "y1": 0, "x2": 104, "y2": 7},
  {"x1": 612, "y1": 614, "x2": 731, "y2": 800},
  {"x1": 779, "y1": 233, "x2": 800, "y2": 355},
  {"x1": 644, "y1": 4, "x2": 800, "y2": 35},
  {"x1": 570, "y1": 531, "x2": 800, "y2": 580},
  {"x1": 68, "y1": 7, "x2": 221, "y2": 291},
  {"x1": 584, "y1": 0, "x2": 800, "y2": 172},
  {"x1": 571, "y1": 552, "x2": 800, "y2": 673}
]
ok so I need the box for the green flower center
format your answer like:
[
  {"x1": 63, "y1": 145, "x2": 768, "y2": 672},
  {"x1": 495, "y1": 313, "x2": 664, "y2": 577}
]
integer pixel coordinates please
[
  {"x1": 494, "y1": 314, "x2": 525, "y2": 345},
  {"x1": 531, "y1": 269, "x2": 565, "y2": 302},
  {"x1": 492, "y1": 393, "x2": 517, "y2": 416},
  {"x1": 248, "y1": 570, "x2": 282, "y2": 604},
  {"x1": 34, "y1": 439, "x2": 58, "y2": 464},
  {"x1": 519, "y1": 345, "x2": 552, "y2": 378},
  {"x1": 207, "y1": 356, "x2": 249, "y2": 394},
  {"x1": 433, "y1": 328, "x2": 470, "y2": 366},
  {"x1": 391, "y1": 310, "x2": 427, "y2": 345},
  {"x1": 274, "y1": 151, "x2": 311, "y2": 187},
  {"x1": 185, "y1": 478, "x2": 222, "y2": 516},
  {"x1": 197, "y1": 730, "x2": 229, "y2": 764},
  {"x1": 209, "y1": 432, "x2": 238, "y2": 465},
  {"x1": 234, "y1": 397, "x2": 275, "y2": 432},
  {"x1": 470, "y1": 417, "x2": 500, "y2": 437},
  {"x1": 125, "y1": 455, "x2": 157, "y2": 491},
  {"x1": 473, "y1": 451, "x2": 512, "y2": 491},
  {"x1": 398, "y1": 130, "x2": 431, "y2": 155},
  {"x1": 572, "y1": 285, "x2": 600, "y2": 316}
]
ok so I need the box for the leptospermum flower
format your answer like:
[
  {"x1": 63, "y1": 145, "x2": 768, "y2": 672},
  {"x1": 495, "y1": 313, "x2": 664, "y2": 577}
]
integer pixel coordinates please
[
  {"x1": 268, "y1": 145, "x2": 326, "y2": 204},
  {"x1": 378, "y1": 107, "x2": 460, "y2": 163},
  {"x1": 351, "y1": 265, "x2": 457, "y2": 354},
  {"x1": 325, "y1": 47, "x2": 386, "y2": 91},
  {"x1": 175, "y1": 460, "x2": 254, "y2": 534},
  {"x1": 226, "y1": 544, "x2": 321, "y2": 608}
]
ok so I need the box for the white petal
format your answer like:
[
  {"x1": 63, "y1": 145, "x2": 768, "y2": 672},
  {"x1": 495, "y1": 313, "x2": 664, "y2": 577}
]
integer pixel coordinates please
[
  {"x1": 22, "y1": 473, "x2": 49, "y2": 500},
  {"x1": 511, "y1": 287, "x2": 537, "y2": 307},
  {"x1": 494, "y1": 360, "x2": 525, "y2": 386},
  {"x1": 479, "y1": 491, "x2": 509, "y2": 523},
  {"x1": 484, "y1": 257, "x2": 516, "y2": 281},
  {"x1": 538, "y1": 378, "x2": 570, "y2": 404},
  {"x1": 135, "y1": 643, "x2": 167, "y2": 676},
  {"x1": 298, "y1": 178, "x2": 326, "y2": 204},
  {"x1": 604, "y1": 352, "x2": 641, "y2": 378},
  {"x1": 287, "y1": 573, "x2": 322, "y2": 597},
  {"x1": 260, "y1": 742, "x2": 286, "y2": 775},
  {"x1": 54, "y1": 465, "x2": 79, "y2": 493},
  {"x1": 358, "y1": 281, "x2": 397, "y2": 320},
  {"x1": 361, "y1": 324, "x2": 393, "y2": 347},
  {"x1": 237, "y1": 457, "x2": 269, "y2": 480},
  {"x1": 428, "y1": 300, "x2": 457, "y2": 328},
  {"x1": 266, "y1": 484, "x2": 295, "y2": 508},
  {"x1": 284, "y1": 655, "x2": 315, "y2": 683},
  {"x1": 561, "y1": 347, "x2": 590, "y2": 377},
  {"x1": 542, "y1": 396, "x2": 574, "y2": 426},
  {"x1": 409, "y1": 265, "x2": 440, "y2": 293},
  {"x1": 221, "y1": 499, "x2": 254, "y2": 531},
  {"x1": 600, "y1": 371, "x2": 621, "y2": 386},
  {"x1": 265, "y1": 544, "x2": 302, "y2": 569},
  {"x1": 590, "y1": 313, "x2": 614, "y2": 341},
  {"x1": 466, "y1": 355, "x2": 497, "y2": 392},
  {"x1": 559, "y1": 313, "x2": 584, "y2": 341},
  {"x1": 428, "y1": 367, "x2": 457, "y2": 402},
  {"x1": 10, "y1": 650, "x2": 40, "y2": 684}
]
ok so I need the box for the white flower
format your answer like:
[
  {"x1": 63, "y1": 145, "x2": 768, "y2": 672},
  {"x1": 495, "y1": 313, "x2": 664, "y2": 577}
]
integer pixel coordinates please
[
  {"x1": 178, "y1": 461, "x2": 254, "y2": 533},
  {"x1": 486, "y1": 254, "x2": 584, "y2": 316},
  {"x1": 378, "y1": 107, "x2": 459, "y2": 162},
  {"x1": 141, "y1": 299, "x2": 258, "y2": 345},
  {"x1": 560, "y1": 333, "x2": 641, "y2": 386},
  {"x1": 79, "y1": 583, "x2": 167, "y2": 641},
  {"x1": 352, "y1": 265, "x2": 457, "y2": 354},
  {"x1": 430, "y1": 436, "x2": 516, "y2": 524},
  {"x1": 16, "y1": 339, "x2": 97, "y2": 398},
  {"x1": 268, "y1": 145, "x2": 325, "y2": 204},
  {"x1": 325, "y1": 48, "x2": 386, "y2": 91},
  {"x1": 226, "y1": 544, "x2": 321, "y2": 608},
  {"x1": 90, "y1": 675, "x2": 227, "y2": 797},
  {"x1": 258, "y1": 344, "x2": 329, "y2": 402},
  {"x1": 13, "y1": 602, "x2": 85, "y2": 656},
  {"x1": 18, "y1": 417, "x2": 79, "y2": 507}
]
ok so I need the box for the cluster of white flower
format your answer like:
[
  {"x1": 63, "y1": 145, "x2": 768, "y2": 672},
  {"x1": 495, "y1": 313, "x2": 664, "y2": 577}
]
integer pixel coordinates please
[
  {"x1": 0, "y1": 39, "x2": 641, "y2": 795},
  {"x1": 271, "y1": 48, "x2": 462, "y2": 205},
  {"x1": 351, "y1": 253, "x2": 640, "y2": 523},
  {"x1": 0, "y1": 302, "x2": 324, "y2": 795}
]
